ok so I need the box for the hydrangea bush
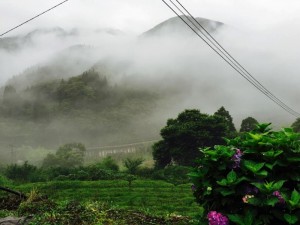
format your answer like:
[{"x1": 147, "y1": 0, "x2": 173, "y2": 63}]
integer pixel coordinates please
[{"x1": 189, "y1": 123, "x2": 300, "y2": 225}]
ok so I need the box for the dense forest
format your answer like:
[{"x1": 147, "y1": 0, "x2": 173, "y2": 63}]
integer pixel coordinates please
[{"x1": 0, "y1": 70, "x2": 160, "y2": 164}]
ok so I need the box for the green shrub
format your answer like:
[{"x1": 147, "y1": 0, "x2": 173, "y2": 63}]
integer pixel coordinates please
[
  {"x1": 0, "y1": 174, "x2": 11, "y2": 186},
  {"x1": 123, "y1": 158, "x2": 144, "y2": 175},
  {"x1": 4, "y1": 161, "x2": 44, "y2": 183},
  {"x1": 152, "y1": 165, "x2": 191, "y2": 185},
  {"x1": 97, "y1": 156, "x2": 119, "y2": 171},
  {"x1": 189, "y1": 123, "x2": 300, "y2": 224}
]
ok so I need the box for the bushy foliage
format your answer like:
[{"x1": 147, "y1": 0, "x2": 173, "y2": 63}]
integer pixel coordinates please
[
  {"x1": 95, "y1": 156, "x2": 119, "y2": 171},
  {"x1": 123, "y1": 157, "x2": 144, "y2": 174},
  {"x1": 4, "y1": 161, "x2": 43, "y2": 183},
  {"x1": 42, "y1": 143, "x2": 86, "y2": 168},
  {"x1": 189, "y1": 123, "x2": 300, "y2": 225},
  {"x1": 214, "y1": 106, "x2": 237, "y2": 137},
  {"x1": 153, "y1": 109, "x2": 228, "y2": 168},
  {"x1": 240, "y1": 117, "x2": 259, "y2": 132},
  {"x1": 152, "y1": 165, "x2": 191, "y2": 185},
  {"x1": 0, "y1": 174, "x2": 11, "y2": 186},
  {"x1": 291, "y1": 118, "x2": 300, "y2": 133}
]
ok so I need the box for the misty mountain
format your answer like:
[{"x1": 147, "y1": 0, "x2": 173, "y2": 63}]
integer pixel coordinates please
[
  {"x1": 3, "y1": 16, "x2": 225, "y2": 91},
  {"x1": 0, "y1": 70, "x2": 159, "y2": 148},
  {"x1": 0, "y1": 27, "x2": 77, "y2": 52},
  {"x1": 141, "y1": 16, "x2": 224, "y2": 38},
  {"x1": 6, "y1": 45, "x2": 100, "y2": 91},
  {"x1": 1, "y1": 15, "x2": 295, "y2": 134}
]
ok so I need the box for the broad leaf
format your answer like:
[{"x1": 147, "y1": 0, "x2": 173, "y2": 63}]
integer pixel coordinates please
[
  {"x1": 227, "y1": 170, "x2": 237, "y2": 183},
  {"x1": 243, "y1": 160, "x2": 265, "y2": 173},
  {"x1": 228, "y1": 214, "x2": 244, "y2": 225},
  {"x1": 284, "y1": 214, "x2": 298, "y2": 224}
]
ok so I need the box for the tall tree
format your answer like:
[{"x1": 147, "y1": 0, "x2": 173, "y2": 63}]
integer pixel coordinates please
[
  {"x1": 153, "y1": 109, "x2": 227, "y2": 168},
  {"x1": 240, "y1": 117, "x2": 259, "y2": 132},
  {"x1": 42, "y1": 143, "x2": 86, "y2": 168},
  {"x1": 214, "y1": 106, "x2": 236, "y2": 136},
  {"x1": 291, "y1": 118, "x2": 300, "y2": 132}
]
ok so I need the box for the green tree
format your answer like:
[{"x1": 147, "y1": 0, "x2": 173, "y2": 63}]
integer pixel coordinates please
[
  {"x1": 291, "y1": 118, "x2": 300, "y2": 132},
  {"x1": 123, "y1": 158, "x2": 144, "y2": 175},
  {"x1": 42, "y1": 143, "x2": 86, "y2": 168},
  {"x1": 153, "y1": 109, "x2": 228, "y2": 168},
  {"x1": 4, "y1": 161, "x2": 37, "y2": 182},
  {"x1": 240, "y1": 116, "x2": 259, "y2": 132},
  {"x1": 96, "y1": 156, "x2": 119, "y2": 171},
  {"x1": 214, "y1": 106, "x2": 236, "y2": 136},
  {"x1": 1, "y1": 85, "x2": 22, "y2": 117}
]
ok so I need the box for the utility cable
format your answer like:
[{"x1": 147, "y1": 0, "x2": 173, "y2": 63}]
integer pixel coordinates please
[
  {"x1": 169, "y1": 0, "x2": 300, "y2": 117},
  {"x1": 163, "y1": 0, "x2": 297, "y2": 116},
  {"x1": 173, "y1": 0, "x2": 300, "y2": 117},
  {"x1": 0, "y1": 0, "x2": 69, "y2": 37},
  {"x1": 162, "y1": 0, "x2": 300, "y2": 117}
]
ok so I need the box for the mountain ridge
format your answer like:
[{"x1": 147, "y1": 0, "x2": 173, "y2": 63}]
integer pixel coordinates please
[{"x1": 141, "y1": 16, "x2": 224, "y2": 38}]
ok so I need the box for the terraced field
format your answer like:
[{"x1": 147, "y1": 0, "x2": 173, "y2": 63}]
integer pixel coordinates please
[{"x1": 13, "y1": 180, "x2": 202, "y2": 218}]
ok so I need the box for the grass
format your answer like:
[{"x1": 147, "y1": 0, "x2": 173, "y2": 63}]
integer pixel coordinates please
[{"x1": 11, "y1": 180, "x2": 201, "y2": 218}]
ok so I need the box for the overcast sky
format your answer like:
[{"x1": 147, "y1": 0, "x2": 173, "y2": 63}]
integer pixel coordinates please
[
  {"x1": 1, "y1": 0, "x2": 300, "y2": 36},
  {"x1": 1, "y1": 0, "x2": 300, "y2": 125}
]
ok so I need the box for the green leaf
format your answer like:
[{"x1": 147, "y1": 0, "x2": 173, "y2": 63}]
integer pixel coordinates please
[
  {"x1": 249, "y1": 133, "x2": 262, "y2": 141},
  {"x1": 284, "y1": 214, "x2": 298, "y2": 224},
  {"x1": 220, "y1": 189, "x2": 235, "y2": 196},
  {"x1": 287, "y1": 156, "x2": 300, "y2": 162},
  {"x1": 291, "y1": 189, "x2": 300, "y2": 205},
  {"x1": 187, "y1": 172, "x2": 201, "y2": 178},
  {"x1": 262, "y1": 150, "x2": 283, "y2": 158},
  {"x1": 227, "y1": 170, "x2": 237, "y2": 183},
  {"x1": 272, "y1": 180, "x2": 286, "y2": 190},
  {"x1": 243, "y1": 160, "x2": 265, "y2": 173},
  {"x1": 274, "y1": 150, "x2": 284, "y2": 157},
  {"x1": 247, "y1": 197, "x2": 263, "y2": 206},
  {"x1": 265, "y1": 162, "x2": 277, "y2": 170},
  {"x1": 265, "y1": 197, "x2": 279, "y2": 207},
  {"x1": 216, "y1": 178, "x2": 228, "y2": 186},
  {"x1": 244, "y1": 210, "x2": 256, "y2": 225},
  {"x1": 283, "y1": 127, "x2": 294, "y2": 133},
  {"x1": 243, "y1": 149, "x2": 257, "y2": 154},
  {"x1": 255, "y1": 170, "x2": 268, "y2": 177},
  {"x1": 228, "y1": 214, "x2": 244, "y2": 225}
]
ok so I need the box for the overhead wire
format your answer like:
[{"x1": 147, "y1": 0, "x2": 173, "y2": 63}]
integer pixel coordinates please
[
  {"x1": 169, "y1": 1, "x2": 300, "y2": 118},
  {"x1": 0, "y1": 0, "x2": 69, "y2": 37},
  {"x1": 172, "y1": 0, "x2": 300, "y2": 117},
  {"x1": 162, "y1": 0, "x2": 300, "y2": 117}
]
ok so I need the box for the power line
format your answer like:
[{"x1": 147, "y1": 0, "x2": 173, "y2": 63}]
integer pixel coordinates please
[
  {"x1": 168, "y1": 1, "x2": 300, "y2": 118},
  {"x1": 162, "y1": 0, "x2": 300, "y2": 117},
  {"x1": 172, "y1": 0, "x2": 300, "y2": 118},
  {"x1": 0, "y1": 0, "x2": 69, "y2": 37}
]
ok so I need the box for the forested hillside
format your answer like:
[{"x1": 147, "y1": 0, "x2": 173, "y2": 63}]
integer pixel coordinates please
[{"x1": 0, "y1": 70, "x2": 159, "y2": 154}]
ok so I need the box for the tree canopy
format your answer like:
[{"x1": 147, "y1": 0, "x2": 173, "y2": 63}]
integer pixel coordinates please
[
  {"x1": 214, "y1": 106, "x2": 236, "y2": 137},
  {"x1": 152, "y1": 109, "x2": 228, "y2": 168},
  {"x1": 291, "y1": 118, "x2": 300, "y2": 132},
  {"x1": 42, "y1": 143, "x2": 86, "y2": 168},
  {"x1": 240, "y1": 116, "x2": 258, "y2": 132}
]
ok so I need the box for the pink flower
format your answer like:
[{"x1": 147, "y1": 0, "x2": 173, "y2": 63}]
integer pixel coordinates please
[
  {"x1": 207, "y1": 211, "x2": 229, "y2": 225},
  {"x1": 273, "y1": 191, "x2": 285, "y2": 204}
]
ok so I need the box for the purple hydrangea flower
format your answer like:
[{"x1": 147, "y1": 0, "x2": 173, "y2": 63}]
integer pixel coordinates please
[
  {"x1": 232, "y1": 148, "x2": 243, "y2": 169},
  {"x1": 207, "y1": 211, "x2": 229, "y2": 225},
  {"x1": 273, "y1": 191, "x2": 285, "y2": 204}
]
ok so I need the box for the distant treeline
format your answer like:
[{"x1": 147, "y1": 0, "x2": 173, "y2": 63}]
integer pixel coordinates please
[{"x1": 0, "y1": 70, "x2": 156, "y2": 121}]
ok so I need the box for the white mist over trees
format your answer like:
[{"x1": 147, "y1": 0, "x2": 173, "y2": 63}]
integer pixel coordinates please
[{"x1": 0, "y1": 15, "x2": 300, "y2": 164}]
